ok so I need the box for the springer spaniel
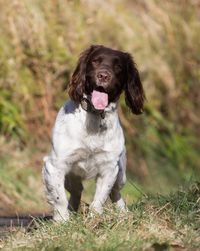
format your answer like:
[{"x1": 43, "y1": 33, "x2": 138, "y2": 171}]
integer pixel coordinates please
[{"x1": 43, "y1": 45, "x2": 145, "y2": 221}]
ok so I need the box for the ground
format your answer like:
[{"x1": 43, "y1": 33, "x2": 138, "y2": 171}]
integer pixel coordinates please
[{"x1": 0, "y1": 182, "x2": 199, "y2": 251}]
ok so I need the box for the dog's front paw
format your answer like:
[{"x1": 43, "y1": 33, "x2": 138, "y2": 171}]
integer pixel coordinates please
[
  {"x1": 115, "y1": 198, "x2": 129, "y2": 212},
  {"x1": 89, "y1": 201, "x2": 103, "y2": 215},
  {"x1": 53, "y1": 209, "x2": 70, "y2": 222}
]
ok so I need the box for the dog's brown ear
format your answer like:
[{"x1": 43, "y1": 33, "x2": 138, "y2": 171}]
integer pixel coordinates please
[
  {"x1": 124, "y1": 53, "x2": 145, "y2": 114},
  {"x1": 68, "y1": 45, "x2": 102, "y2": 102}
]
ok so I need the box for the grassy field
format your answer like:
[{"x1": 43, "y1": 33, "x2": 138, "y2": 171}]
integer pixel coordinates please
[
  {"x1": 0, "y1": 0, "x2": 200, "y2": 250},
  {"x1": 1, "y1": 182, "x2": 199, "y2": 250},
  {"x1": 0, "y1": 137, "x2": 199, "y2": 250}
]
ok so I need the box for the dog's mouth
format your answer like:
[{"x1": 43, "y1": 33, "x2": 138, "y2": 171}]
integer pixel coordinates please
[{"x1": 91, "y1": 87, "x2": 108, "y2": 110}]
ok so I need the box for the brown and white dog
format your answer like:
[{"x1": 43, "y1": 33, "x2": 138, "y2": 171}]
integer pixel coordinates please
[{"x1": 42, "y1": 45, "x2": 145, "y2": 221}]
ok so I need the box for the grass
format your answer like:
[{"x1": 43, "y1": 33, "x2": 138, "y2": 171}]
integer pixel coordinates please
[
  {"x1": 1, "y1": 182, "x2": 199, "y2": 251},
  {"x1": 0, "y1": 1, "x2": 200, "y2": 249},
  {"x1": 0, "y1": 138, "x2": 199, "y2": 250}
]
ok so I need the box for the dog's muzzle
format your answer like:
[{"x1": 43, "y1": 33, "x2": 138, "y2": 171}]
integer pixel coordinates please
[{"x1": 81, "y1": 94, "x2": 105, "y2": 119}]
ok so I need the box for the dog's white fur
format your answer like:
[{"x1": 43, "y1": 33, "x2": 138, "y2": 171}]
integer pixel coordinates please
[{"x1": 42, "y1": 99, "x2": 126, "y2": 221}]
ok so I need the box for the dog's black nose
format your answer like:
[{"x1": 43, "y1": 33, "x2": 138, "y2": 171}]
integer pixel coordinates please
[{"x1": 97, "y1": 71, "x2": 111, "y2": 82}]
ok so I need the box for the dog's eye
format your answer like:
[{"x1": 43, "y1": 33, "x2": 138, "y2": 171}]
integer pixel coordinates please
[
  {"x1": 92, "y1": 57, "x2": 102, "y2": 66},
  {"x1": 115, "y1": 64, "x2": 122, "y2": 72}
]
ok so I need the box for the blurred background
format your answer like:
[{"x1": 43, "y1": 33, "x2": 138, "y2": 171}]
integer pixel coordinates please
[{"x1": 0, "y1": 0, "x2": 199, "y2": 216}]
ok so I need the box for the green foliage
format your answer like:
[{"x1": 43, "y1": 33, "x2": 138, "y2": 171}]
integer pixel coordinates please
[
  {"x1": 0, "y1": 89, "x2": 25, "y2": 138},
  {"x1": 142, "y1": 105, "x2": 199, "y2": 170},
  {"x1": 0, "y1": 138, "x2": 46, "y2": 214}
]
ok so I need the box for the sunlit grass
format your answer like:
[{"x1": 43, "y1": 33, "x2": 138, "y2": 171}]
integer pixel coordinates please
[
  {"x1": 0, "y1": 4, "x2": 200, "y2": 250},
  {"x1": 1, "y1": 182, "x2": 199, "y2": 250}
]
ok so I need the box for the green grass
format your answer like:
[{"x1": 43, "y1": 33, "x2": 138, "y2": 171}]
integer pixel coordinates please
[
  {"x1": 1, "y1": 182, "x2": 199, "y2": 251},
  {"x1": 0, "y1": 138, "x2": 199, "y2": 250},
  {"x1": 0, "y1": 1, "x2": 200, "y2": 249}
]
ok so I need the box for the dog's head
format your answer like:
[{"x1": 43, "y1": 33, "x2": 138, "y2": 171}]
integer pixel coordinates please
[{"x1": 68, "y1": 45, "x2": 145, "y2": 114}]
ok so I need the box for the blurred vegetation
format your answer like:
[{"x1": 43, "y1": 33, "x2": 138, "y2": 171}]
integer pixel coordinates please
[
  {"x1": 0, "y1": 0, "x2": 200, "y2": 206},
  {"x1": 0, "y1": 137, "x2": 47, "y2": 215}
]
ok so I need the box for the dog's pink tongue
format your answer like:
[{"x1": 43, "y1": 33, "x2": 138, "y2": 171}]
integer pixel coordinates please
[{"x1": 91, "y1": 90, "x2": 108, "y2": 110}]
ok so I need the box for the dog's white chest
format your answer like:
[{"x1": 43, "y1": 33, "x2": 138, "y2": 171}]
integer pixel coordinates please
[
  {"x1": 52, "y1": 101, "x2": 125, "y2": 179},
  {"x1": 69, "y1": 147, "x2": 109, "y2": 179}
]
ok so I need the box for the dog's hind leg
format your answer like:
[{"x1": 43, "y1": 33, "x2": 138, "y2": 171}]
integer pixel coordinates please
[
  {"x1": 42, "y1": 156, "x2": 69, "y2": 221},
  {"x1": 65, "y1": 173, "x2": 83, "y2": 212}
]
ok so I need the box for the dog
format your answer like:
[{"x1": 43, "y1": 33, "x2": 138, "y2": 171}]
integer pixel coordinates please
[{"x1": 42, "y1": 45, "x2": 145, "y2": 221}]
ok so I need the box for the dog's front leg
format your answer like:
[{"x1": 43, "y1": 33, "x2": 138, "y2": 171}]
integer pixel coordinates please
[
  {"x1": 90, "y1": 165, "x2": 119, "y2": 214},
  {"x1": 43, "y1": 157, "x2": 69, "y2": 221}
]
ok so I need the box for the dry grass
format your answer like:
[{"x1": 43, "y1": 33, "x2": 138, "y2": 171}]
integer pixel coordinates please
[
  {"x1": 1, "y1": 183, "x2": 199, "y2": 250},
  {"x1": 0, "y1": 1, "x2": 200, "y2": 249}
]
